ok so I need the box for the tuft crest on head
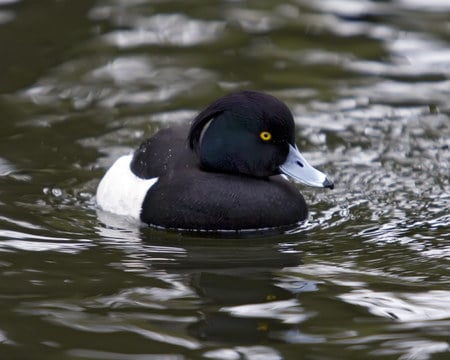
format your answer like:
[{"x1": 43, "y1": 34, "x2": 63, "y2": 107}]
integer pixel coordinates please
[{"x1": 188, "y1": 91, "x2": 294, "y2": 151}]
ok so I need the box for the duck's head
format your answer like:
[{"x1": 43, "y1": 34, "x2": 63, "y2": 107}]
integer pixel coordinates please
[{"x1": 188, "y1": 91, "x2": 334, "y2": 189}]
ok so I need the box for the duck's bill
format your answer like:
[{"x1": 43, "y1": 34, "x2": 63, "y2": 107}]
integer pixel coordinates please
[{"x1": 279, "y1": 144, "x2": 334, "y2": 189}]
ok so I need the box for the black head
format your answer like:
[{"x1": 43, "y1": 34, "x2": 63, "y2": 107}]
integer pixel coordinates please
[{"x1": 188, "y1": 91, "x2": 295, "y2": 177}]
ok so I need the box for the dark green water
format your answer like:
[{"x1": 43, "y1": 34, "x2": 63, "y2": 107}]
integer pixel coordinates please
[{"x1": 1, "y1": 0, "x2": 449, "y2": 359}]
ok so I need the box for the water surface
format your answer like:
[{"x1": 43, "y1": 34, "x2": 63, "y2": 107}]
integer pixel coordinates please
[{"x1": 0, "y1": 0, "x2": 449, "y2": 359}]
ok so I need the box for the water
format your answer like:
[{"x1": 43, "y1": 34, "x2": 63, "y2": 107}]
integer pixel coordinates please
[{"x1": 0, "y1": 0, "x2": 449, "y2": 359}]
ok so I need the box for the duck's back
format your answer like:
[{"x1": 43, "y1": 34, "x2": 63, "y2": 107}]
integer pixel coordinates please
[{"x1": 130, "y1": 125, "x2": 195, "y2": 179}]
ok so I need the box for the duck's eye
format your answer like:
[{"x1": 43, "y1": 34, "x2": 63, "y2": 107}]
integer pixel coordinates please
[{"x1": 259, "y1": 131, "x2": 272, "y2": 141}]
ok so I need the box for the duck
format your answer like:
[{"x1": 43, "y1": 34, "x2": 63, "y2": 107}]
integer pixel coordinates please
[{"x1": 96, "y1": 90, "x2": 334, "y2": 232}]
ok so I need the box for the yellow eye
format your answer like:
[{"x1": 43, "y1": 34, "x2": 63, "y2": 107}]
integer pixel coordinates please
[{"x1": 259, "y1": 131, "x2": 272, "y2": 141}]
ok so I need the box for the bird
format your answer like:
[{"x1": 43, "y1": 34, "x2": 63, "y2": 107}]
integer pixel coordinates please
[{"x1": 96, "y1": 90, "x2": 334, "y2": 232}]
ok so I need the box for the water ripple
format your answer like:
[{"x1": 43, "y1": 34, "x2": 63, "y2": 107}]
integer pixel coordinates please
[
  {"x1": 68, "y1": 349, "x2": 183, "y2": 360},
  {"x1": 0, "y1": 230, "x2": 90, "y2": 253},
  {"x1": 1, "y1": 1, "x2": 449, "y2": 359},
  {"x1": 339, "y1": 289, "x2": 450, "y2": 321},
  {"x1": 100, "y1": 13, "x2": 225, "y2": 48},
  {"x1": 222, "y1": 299, "x2": 309, "y2": 325}
]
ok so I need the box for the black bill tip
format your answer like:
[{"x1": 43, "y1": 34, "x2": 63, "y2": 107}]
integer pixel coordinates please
[{"x1": 323, "y1": 177, "x2": 334, "y2": 190}]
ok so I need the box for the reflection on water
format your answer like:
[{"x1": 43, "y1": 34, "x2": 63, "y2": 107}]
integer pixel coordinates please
[
  {"x1": 340, "y1": 289, "x2": 450, "y2": 321},
  {"x1": 0, "y1": 0, "x2": 449, "y2": 359},
  {"x1": 100, "y1": 13, "x2": 225, "y2": 48}
]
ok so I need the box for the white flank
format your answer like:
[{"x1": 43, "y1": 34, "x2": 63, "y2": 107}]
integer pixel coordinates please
[{"x1": 96, "y1": 154, "x2": 158, "y2": 220}]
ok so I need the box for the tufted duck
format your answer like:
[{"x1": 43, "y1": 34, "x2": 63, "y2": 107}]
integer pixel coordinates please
[{"x1": 96, "y1": 91, "x2": 333, "y2": 232}]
